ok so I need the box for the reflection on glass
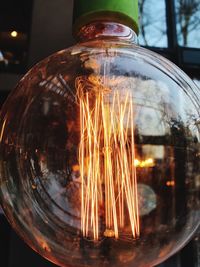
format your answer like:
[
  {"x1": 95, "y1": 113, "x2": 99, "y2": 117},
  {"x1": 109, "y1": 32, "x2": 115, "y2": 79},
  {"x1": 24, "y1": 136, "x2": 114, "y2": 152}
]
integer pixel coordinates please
[
  {"x1": 194, "y1": 79, "x2": 200, "y2": 88},
  {"x1": 175, "y1": 0, "x2": 200, "y2": 48},
  {"x1": 194, "y1": 229, "x2": 200, "y2": 267},
  {"x1": 138, "y1": 0, "x2": 168, "y2": 47},
  {"x1": 0, "y1": 32, "x2": 28, "y2": 70},
  {"x1": 138, "y1": 184, "x2": 157, "y2": 216},
  {"x1": 0, "y1": 51, "x2": 4, "y2": 62}
]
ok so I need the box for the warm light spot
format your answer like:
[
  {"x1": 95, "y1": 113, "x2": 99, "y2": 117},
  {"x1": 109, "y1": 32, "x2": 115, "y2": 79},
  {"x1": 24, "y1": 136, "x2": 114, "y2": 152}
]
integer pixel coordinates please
[
  {"x1": 104, "y1": 229, "x2": 115, "y2": 238},
  {"x1": 11, "y1": 31, "x2": 18, "y2": 38},
  {"x1": 166, "y1": 181, "x2": 175, "y2": 187},
  {"x1": 32, "y1": 184, "x2": 37, "y2": 190},
  {"x1": 145, "y1": 158, "x2": 154, "y2": 165},
  {"x1": 77, "y1": 76, "x2": 140, "y2": 241},
  {"x1": 72, "y1": 164, "x2": 80, "y2": 172},
  {"x1": 134, "y1": 158, "x2": 155, "y2": 168},
  {"x1": 134, "y1": 159, "x2": 140, "y2": 167},
  {"x1": 36, "y1": 237, "x2": 51, "y2": 252},
  {"x1": 42, "y1": 242, "x2": 51, "y2": 252}
]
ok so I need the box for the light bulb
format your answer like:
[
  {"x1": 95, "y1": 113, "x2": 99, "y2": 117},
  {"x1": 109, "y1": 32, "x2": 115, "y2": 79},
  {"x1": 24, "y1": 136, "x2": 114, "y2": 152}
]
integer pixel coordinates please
[
  {"x1": 10, "y1": 31, "x2": 18, "y2": 38},
  {"x1": 0, "y1": 1, "x2": 200, "y2": 267}
]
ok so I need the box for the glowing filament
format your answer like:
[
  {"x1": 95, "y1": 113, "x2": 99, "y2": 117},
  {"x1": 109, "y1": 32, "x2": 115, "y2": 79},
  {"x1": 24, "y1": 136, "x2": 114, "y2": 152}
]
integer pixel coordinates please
[{"x1": 77, "y1": 77, "x2": 140, "y2": 240}]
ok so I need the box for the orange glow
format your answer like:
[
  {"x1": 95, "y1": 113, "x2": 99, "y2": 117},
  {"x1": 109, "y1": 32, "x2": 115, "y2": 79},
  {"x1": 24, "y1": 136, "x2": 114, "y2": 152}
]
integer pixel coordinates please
[
  {"x1": 35, "y1": 236, "x2": 51, "y2": 252},
  {"x1": 0, "y1": 118, "x2": 6, "y2": 142},
  {"x1": 77, "y1": 76, "x2": 140, "y2": 241},
  {"x1": 72, "y1": 164, "x2": 80, "y2": 172},
  {"x1": 134, "y1": 158, "x2": 155, "y2": 168},
  {"x1": 166, "y1": 181, "x2": 175, "y2": 187}
]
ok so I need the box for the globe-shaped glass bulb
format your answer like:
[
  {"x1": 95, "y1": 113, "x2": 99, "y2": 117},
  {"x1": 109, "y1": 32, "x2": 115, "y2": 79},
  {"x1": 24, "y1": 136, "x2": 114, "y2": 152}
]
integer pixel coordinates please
[{"x1": 0, "y1": 35, "x2": 199, "y2": 267}]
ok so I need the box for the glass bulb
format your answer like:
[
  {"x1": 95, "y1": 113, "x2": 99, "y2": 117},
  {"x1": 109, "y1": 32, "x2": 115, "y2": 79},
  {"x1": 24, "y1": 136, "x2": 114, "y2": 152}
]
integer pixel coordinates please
[{"x1": 0, "y1": 23, "x2": 200, "y2": 267}]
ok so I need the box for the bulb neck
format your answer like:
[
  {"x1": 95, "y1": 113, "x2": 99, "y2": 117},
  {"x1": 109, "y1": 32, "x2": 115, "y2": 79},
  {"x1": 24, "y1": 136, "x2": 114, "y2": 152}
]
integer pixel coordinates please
[{"x1": 75, "y1": 21, "x2": 138, "y2": 44}]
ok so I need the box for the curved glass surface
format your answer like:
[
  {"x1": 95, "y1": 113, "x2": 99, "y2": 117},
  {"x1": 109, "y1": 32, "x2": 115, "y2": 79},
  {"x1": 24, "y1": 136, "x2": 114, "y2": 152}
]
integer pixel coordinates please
[{"x1": 0, "y1": 40, "x2": 199, "y2": 267}]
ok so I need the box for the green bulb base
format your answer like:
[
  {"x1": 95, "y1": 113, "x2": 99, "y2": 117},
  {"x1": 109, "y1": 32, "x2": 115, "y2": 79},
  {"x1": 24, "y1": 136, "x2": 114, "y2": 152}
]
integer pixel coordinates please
[{"x1": 73, "y1": 0, "x2": 139, "y2": 36}]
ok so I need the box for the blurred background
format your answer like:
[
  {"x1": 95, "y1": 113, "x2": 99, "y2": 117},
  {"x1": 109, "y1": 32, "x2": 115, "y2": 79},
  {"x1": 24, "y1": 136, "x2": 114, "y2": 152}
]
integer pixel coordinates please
[{"x1": 0, "y1": 0, "x2": 199, "y2": 266}]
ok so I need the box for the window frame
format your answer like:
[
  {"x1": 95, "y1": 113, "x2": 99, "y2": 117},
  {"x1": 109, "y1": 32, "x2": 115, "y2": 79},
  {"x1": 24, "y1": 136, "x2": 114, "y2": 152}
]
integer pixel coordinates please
[{"x1": 141, "y1": 0, "x2": 200, "y2": 77}]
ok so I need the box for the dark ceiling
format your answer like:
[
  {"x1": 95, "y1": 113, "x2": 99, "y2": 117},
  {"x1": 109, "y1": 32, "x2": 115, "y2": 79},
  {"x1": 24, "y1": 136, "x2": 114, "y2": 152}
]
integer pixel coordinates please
[{"x1": 0, "y1": 0, "x2": 33, "y2": 32}]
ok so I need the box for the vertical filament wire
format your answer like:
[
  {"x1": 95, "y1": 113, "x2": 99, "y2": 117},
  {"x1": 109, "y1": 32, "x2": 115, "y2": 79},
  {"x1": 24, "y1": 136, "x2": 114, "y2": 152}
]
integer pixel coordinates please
[{"x1": 77, "y1": 77, "x2": 140, "y2": 240}]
